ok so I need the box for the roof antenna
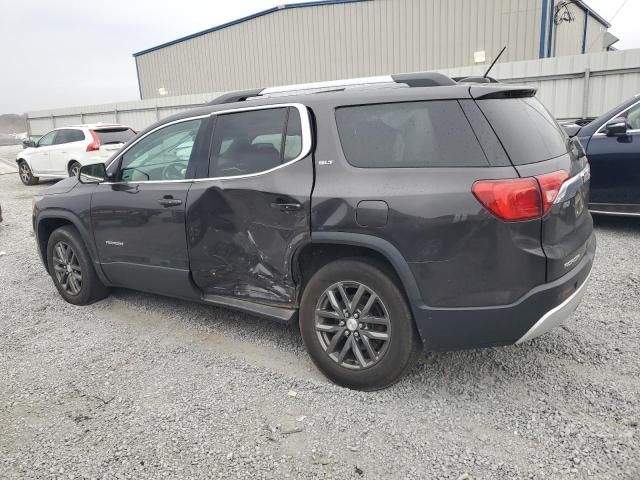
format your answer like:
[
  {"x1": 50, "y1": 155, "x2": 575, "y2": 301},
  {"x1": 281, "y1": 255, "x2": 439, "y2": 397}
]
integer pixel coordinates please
[{"x1": 484, "y1": 46, "x2": 507, "y2": 79}]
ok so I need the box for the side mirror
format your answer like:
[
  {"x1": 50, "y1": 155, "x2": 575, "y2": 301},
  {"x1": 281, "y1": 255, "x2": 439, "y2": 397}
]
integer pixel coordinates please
[
  {"x1": 605, "y1": 117, "x2": 629, "y2": 137},
  {"x1": 78, "y1": 163, "x2": 107, "y2": 184},
  {"x1": 22, "y1": 139, "x2": 36, "y2": 149}
]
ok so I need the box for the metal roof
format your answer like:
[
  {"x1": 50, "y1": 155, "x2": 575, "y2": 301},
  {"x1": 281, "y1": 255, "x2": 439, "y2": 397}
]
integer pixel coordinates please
[{"x1": 133, "y1": 0, "x2": 371, "y2": 57}]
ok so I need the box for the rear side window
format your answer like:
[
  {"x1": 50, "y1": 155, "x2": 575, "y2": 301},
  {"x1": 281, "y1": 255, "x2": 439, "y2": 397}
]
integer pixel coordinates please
[
  {"x1": 477, "y1": 98, "x2": 568, "y2": 165},
  {"x1": 54, "y1": 129, "x2": 85, "y2": 144},
  {"x1": 94, "y1": 128, "x2": 136, "y2": 145},
  {"x1": 210, "y1": 107, "x2": 302, "y2": 178},
  {"x1": 335, "y1": 101, "x2": 488, "y2": 168}
]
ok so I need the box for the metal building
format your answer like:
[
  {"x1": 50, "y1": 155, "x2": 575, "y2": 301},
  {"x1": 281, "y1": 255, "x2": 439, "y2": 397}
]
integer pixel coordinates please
[{"x1": 134, "y1": 0, "x2": 614, "y2": 100}]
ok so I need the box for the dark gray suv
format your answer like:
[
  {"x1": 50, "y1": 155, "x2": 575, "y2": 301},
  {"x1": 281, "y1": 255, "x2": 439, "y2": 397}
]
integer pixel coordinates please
[{"x1": 32, "y1": 73, "x2": 595, "y2": 390}]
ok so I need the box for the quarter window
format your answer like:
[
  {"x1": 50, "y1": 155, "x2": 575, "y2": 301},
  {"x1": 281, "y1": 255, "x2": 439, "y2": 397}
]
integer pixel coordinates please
[
  {"x1": 335, "y1": 101, "x2": 488, "y2": 168},
  {"x1": 117, "y1": 119, "x2": 202, "y2": 182},
  {"x1": 53, "y1": 129, "x2": 85, "y2": 144},
  {"x1": 210, "y1": 107, "x2": 303, "y2": 178}
]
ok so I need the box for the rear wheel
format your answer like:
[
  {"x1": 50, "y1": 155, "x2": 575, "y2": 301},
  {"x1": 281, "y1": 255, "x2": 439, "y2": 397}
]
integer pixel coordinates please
[
  {"x1": 68, "y1": 161, "x2": 81, "y2": 178},
  {"x1": 18, "y1": 161, "x2": 38, "y2": 186},
  {"x1": 47, "y1": 225, "x2": 110, "y2": 305},
  {"x1": 300, "y1": 258, "x2": 420, "y2": 390}
]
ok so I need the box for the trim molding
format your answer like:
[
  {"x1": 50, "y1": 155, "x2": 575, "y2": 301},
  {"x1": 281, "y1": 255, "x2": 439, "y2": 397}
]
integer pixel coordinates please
[{"x1": 104, "y1": 102, "x2": 313, "y2": 185}]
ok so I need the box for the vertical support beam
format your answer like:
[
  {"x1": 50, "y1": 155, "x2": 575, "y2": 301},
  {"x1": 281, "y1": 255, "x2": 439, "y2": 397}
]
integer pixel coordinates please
[
  {"x1": 582, "y1": 68, "x2": 591, "y2": 120},
  {"x1": 50, "y1": 115, "x2": 55, "y2": 129},
  {"x1": 539, "y1": 0, "x2": 549, "y2": 58},
  {"x1": 581, "y1": 11, "x2": 589, "y2": 54},
  {"x1": 26, "y1": 114, "x2": 32, "y2": 138},
  {"x1": 155, "y1": 106, "x2": 160, "y2": 120},
  {"x1": 547, "y1": 0, "x2": 555, "y2": 58},
  {"x1": 114, "y1": 108, "x2": 120, "y2": 123},
  {"x1": 80, "y1": 112, "x2": 85, "y2": 124}
]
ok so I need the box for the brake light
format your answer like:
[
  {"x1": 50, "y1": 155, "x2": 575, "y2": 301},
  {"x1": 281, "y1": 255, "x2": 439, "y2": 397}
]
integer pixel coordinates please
[
  {"x1": 536, "y1": 171, "x2": 570, "y2": 214},
  {"x1": 86, "y1": 130, "x2": 100, "y2": 152},
  {"x1": 472, "y1": 170, "x2": 569, "y2": 221}
]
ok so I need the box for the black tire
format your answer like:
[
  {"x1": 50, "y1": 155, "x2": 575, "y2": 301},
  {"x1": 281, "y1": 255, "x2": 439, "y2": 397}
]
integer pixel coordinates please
[
  {"x1": 68, "y1": 161, "x2": 81, "y2": 178},
  {"x1": 46, "y1": 225, "x2": 110, "y2": 305},
  {"x1": 300, "y1": 258, "x2": 420, "y2": 390},
  {"x1": 18, "y1": 161, "x2": 39, "y2": 186}
]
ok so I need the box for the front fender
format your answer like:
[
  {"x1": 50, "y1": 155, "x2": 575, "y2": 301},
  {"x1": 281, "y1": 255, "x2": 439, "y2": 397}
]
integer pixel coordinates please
[{"x1": 35, "y1": 207, "x2": 110, "y2": 286}]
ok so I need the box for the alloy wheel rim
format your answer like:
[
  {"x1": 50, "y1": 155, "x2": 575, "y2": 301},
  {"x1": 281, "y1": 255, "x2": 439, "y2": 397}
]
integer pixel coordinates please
[
  {"x1": 315, "y1": 281, "x2": 391, "y2": 370},
  {"x1": 70, "y1": 165, "x2": 80, "y2": 177},
  {"x1": 52, "y1": 241, "x2": 82, "y2": 295},
  {"x1": 20, "y1": 164, "x2": 30, "y2": 183}
]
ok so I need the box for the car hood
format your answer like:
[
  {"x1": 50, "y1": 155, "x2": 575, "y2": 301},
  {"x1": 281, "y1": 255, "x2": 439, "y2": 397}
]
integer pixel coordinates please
[
  {"x1": 41, "y1": 177, "x2": 79, "y2": 195},
  {"x1": 17, "y1": 147, "x2": 35, "y2": 157},
  {"x1": 561, "y1": 124, "x2": 582, "y2": 138}
]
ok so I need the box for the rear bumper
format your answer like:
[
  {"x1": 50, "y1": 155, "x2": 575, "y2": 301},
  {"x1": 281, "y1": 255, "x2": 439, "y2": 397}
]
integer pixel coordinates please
[
  {"x1": 515, "y1": 268, "x2": 591, "y2": 344},
  {"x1": 413, "y1": 233, "x2": 596, "y2": 351}
]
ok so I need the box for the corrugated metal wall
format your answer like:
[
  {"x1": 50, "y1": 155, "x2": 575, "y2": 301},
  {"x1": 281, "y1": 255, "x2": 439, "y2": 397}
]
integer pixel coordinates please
[
  {"x1": 551, "y1": 4, "x2": 607, "y2": 57},
  {"x1": 553, "y1": 3, "x2": 586, "y2": 57},
  {"x1": 135, "y1": 0, "x2": 547, "y2": 99},
  {"x1": 437, "y1": 49, "x2": 640, "y2": 119},
  {"x1": 28, "y1": 50, "x2": 640, "y2": 135},
  {"x1": 585, "y1": 14, "x2": 607, "y2": 53}
]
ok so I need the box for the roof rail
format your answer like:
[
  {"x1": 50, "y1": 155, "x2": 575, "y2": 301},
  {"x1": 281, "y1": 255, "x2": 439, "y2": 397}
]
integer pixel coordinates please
[
  {"x1": 453, "y1": 76, "x2": 500, "y2": 84},
  {"x1": 258, "y1": 75, "x2": 399, "y2": 98},
  {"x1": 208, "y1": 88, "x2": 264, "y2": 105},
  {"x1": 208, "y1": 71, "x2": 461, "y2": 104},
  {"x1": 391, "y1": 72, "x2": 456, "y2": 87}
]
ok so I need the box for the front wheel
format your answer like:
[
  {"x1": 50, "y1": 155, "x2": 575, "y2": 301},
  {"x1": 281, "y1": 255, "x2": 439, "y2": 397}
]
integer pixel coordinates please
[
  {"x1": 68, "y1": 161, "x2": 81, "y2": 178},
  {"x1": 47, "y1": 225, "x2": 110, "y2": 305},
  {"x1": 300, "y1": 258, "x2": 420, "y2": 390},
  {"x1": 18, "y1": 161, "x2": 39, "y2": 186}
]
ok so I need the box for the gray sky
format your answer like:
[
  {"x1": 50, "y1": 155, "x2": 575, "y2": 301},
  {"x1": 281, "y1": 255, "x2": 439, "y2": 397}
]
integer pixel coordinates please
[{"x1": 1, "y1": 0, "x2": 638, "y2": 114}]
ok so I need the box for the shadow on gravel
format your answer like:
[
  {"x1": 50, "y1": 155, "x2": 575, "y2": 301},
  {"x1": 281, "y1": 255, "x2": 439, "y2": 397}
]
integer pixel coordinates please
[
  {"x1": 592, "y1": 214, "x2": 640, "y2": 233},
  {"x1": 107, "y1": 287, "x2": 567, "y2": 391},
  {"x1": 107, "y1": 287, "x2": 303, "y2": 347}
]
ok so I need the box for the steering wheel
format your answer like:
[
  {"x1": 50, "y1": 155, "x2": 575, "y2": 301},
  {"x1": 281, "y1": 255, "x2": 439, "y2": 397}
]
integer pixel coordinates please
[{"x1": 162, "y1": 162, "x2": 187, "y2": 180}]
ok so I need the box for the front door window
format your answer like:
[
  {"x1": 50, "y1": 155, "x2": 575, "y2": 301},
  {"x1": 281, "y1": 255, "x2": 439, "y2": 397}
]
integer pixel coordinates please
[
  {"x1": 117, "y1": 119, "x2": 202, "y2": 182},
  {"x1": 37, "y1": 131, "x2": 57, "y2": 147}
]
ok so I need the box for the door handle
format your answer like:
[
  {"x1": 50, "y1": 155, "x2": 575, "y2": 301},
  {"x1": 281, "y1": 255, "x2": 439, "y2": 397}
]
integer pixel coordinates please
[
  {"x1": 271, "y1": 200, "x2": 302, "y2": 212},
  {"x1": 158, "y1": 196, "x2": 183, "y2": 207}
]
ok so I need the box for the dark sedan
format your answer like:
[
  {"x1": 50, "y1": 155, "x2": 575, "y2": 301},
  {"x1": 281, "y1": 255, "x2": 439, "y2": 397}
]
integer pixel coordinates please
[{"x1": 564, "y1": 94, "x2": 640, "y2": 216}]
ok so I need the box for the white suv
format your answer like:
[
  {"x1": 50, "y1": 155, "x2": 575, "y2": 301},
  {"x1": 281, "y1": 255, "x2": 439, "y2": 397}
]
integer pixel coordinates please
[{"x1": 16, "y1": 124, "x2": 136, "y2": 185}]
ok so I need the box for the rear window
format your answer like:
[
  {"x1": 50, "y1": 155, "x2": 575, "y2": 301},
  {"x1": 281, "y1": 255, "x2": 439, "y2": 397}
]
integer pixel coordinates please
[
  {"x1": 335, "y1": 101, "x2": 488, "y2": 168},
  {"x1": 477, "y1": 97, "x2": 569, "y2": 165},
  {"x1": 210, "y1": 107, "x2": 302, "y2": 178},
  {"x1": 94, "y1": 128, "x2": 136, "y2": 145}
]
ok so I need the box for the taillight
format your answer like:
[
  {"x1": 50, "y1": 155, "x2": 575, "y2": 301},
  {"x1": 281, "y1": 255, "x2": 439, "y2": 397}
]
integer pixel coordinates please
[
  {"x1": 472, "y1": 170, "x2": 569, "y2": 221},
  {"x1": 536, "y1": 171, "x2": 569, "y2": 214},
  {"x1": 86, "y1": 130, "x2": 100, "y2": 152}
]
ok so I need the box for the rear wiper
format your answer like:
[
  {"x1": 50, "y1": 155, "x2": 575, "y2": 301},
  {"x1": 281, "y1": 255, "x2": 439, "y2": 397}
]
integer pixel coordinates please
[{"x1": 102, "y1": 141, "x2": 124, "y2": 145}]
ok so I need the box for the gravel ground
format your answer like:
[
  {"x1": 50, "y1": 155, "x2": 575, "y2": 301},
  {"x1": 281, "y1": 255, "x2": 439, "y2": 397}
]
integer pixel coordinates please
[{"x1": 0, "y1": 164, "x2": 639, "y2": 479}]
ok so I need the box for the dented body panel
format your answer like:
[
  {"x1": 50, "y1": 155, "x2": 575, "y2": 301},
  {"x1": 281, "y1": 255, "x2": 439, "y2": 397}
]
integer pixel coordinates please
[{"x1": 186, "y1": 155, "x2": 314, "y2": 306}]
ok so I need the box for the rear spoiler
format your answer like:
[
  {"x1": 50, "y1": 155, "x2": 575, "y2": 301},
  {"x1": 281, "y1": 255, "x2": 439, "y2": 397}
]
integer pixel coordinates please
[{"x1": 470, "y1": 85, "x2": 537, "y2": 100}]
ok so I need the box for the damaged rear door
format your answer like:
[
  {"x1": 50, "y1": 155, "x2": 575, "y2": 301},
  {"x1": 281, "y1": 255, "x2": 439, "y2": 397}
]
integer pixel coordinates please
[{"x1": 186, "y1": 104, "x2": 314, "y2": 306}]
